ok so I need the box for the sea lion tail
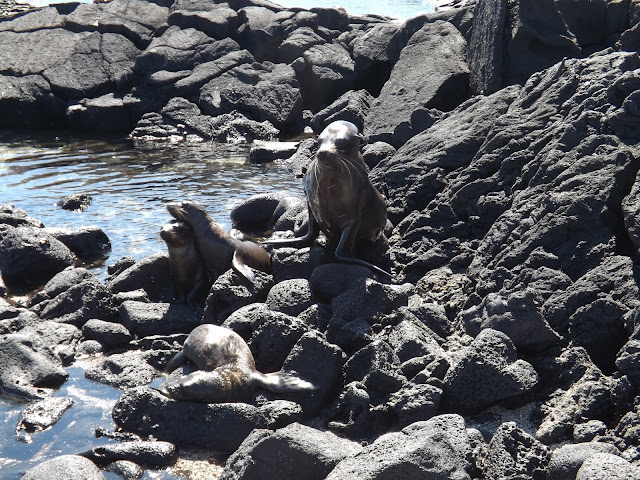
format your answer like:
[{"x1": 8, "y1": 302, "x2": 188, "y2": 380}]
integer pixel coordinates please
[{"x1": 258, "y1": 371, "x2": 317, "y2": 393}]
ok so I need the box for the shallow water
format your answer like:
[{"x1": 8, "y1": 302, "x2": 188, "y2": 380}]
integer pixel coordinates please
[{"x1": 0, "y1": 131, "x2": 304, "y2": 478}]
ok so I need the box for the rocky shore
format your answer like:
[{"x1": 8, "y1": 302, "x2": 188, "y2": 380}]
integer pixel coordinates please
[{"x1": 2, "y1": 0, "x2": 640, "y2": 478}]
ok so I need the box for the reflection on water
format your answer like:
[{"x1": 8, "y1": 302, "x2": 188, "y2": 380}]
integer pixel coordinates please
[
  {"x1": 272, "y1": 0, "x2": 436, "y2": 18},
  {"x1": 0, "y1": 131, "x2": 303, "y2": 279},
  {"x1": 0, "y1": 131, "x2": 304, "y2": 478}
]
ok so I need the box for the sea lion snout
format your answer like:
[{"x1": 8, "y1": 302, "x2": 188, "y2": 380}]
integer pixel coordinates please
[
  {"x1": 317, "y1": 120, "x2": 362, "y2": 159},
  {"x1": 160, "y1": 221, "x2": 193, "y2": 247}
]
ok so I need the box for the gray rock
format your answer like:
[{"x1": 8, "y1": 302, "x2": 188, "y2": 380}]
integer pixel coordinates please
[
  {"x1": 362, "y1": 141, "x2": 396, "y2": 170},
  {"x1": 82, "y1": 319, "x2": 132, "y2": 349},
  {"x1": 0, "y1": 226, "x2": 75, "y2": 292},
  {"x1": 547, "y1": 442, "x2": 620, "y2": 480},
  {"x1": 168, "y1": 1, "x2": 240, "y2": 40},
  {"x1": 249, "y1": 140, "x2": 299, "y2": 163},
  {"x1": 112, "y1": 386, "x2": 269, "y2": 451},
  {"x1": 467, "y1": 0, "x2": 507, "y2": 95},
  {"x1": 462, "y1": 290, "x2": 561, "y2": 353},
  {"x1": 85, "y1": 350, "x2": 159, "y2": 388},
  {"x1": 352, "y1": 23, "x2": 399, "y2": 95},
  {"x1": 107, "y1": 253, "x2": 174, "y2": 303},
  {"x1": 0, "y1": 204, "x2": 43, "y2": 228},
  {"x1": 203, "y1": 269, "x2": 274, "y2": 325},
  {"x1": 311, "y1": 89, "x2": 373, "y2": 134},
  {"x1": 0, "y1": 332, "x2": 69, "y2": 399},
  {"x1": 556, "y1": 0, "x2": 607, "y2": 47},
  {"x1": 325, "y1": 414, "x2": 472, "y2": 480},
  {"x1": 343, "y1": 339, "x2": 406, "y2": 397},
  {"x1": 28, "y1": 267, "x2": 96, "y2": 309},
  {"x1": 309, "y1": 263, "x2": 373, "y2": 303},
  {"x1": 386, "y1": 383, "x2": 442, "y2": 428},
  {"x1": 81, "y1": 440, "x2": 177, "y2": 467},
  {"x1": 482, "y1": 422, "x2": 550, "y2": 480},
  {"x1": 119, "y1": 301, "x2": 199, "y2": 338},
  {"x1": 365, "y1": 20, "x2": 469, "y2": 148},
  {"x1": 222, "y1": 423, "x2": 362, "y2": 480},
  {"x1": 504, "y1": 0, "x2": 581, "y2": 84},
  {"x1": 442, "y1": 329, "x2": 539, "y2": 414},
  {"x1": 576, "y1": 452, "x2": 640, "y2": 480},
  {"x1": 265, "y1": 279, "x2": 313, "y2": 317},
  {"x1": 106, "y1": 460, "x2": 143, "y2": 480},
  {"x1": 17, "y1": 397, "x2": 73, "y2": 433},
  {"x1": 21, "y1": 454, "x2": 104, "y2": 480},
  {"x1": 248, "y1": 311, "x2": 309, "y2": 372},
  {"x1": 271, "y1": 247, "x2": 330, "y2": 284},
  {"x1": 278, "y1": 26, "x2": 324, "y2": 63},
  {"x1": 230, "y1": 192, "x2": 306, "y2": 236},
  {"x1": 573, "y1": 420, "x2": 608, "y2": 443},
  {"x1": 199, "y1": 61, "x2": 303, "y2": 129},
  {"x1": 57, "y1": 193, "x2": 92, "y2": 212}
]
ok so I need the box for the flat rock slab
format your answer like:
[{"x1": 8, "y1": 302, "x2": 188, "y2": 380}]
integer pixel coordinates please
[{"x1": 119, "y1": 301, "x2": 199, "y2": 338}]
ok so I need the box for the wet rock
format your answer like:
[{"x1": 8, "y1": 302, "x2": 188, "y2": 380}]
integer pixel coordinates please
[
  {"x1": 265, "y1": 279, "x2": 313, "y2": 317},
  {"x1": 576, "y1": 452, "x2": 640, "y2": 479},
  {"x1": 37, "y1": 277, "x2": 118, "y2": 328},
  {"x1": 112, "y1": 386, "x2": 269, "y2": 451},
  {"x1": 482, "y1": 422, "x2": 550, "y2": 480},
  {"x1": 81, "y1": 440, "x2": 177, "y2": 468},
  {"x1": 0, "y1": 226, "x2": 75, "y2": 293},
  {"x1": 106, "y1": 460, "x2": 143, "y2": 480},
  {"x1": 230, "y1": 192, "x2": 306, "y2": 236},
  {"x1": 199, "y1": 61, "x2": 303, "y2": 130},
  {"x1": 248, "y1": 312, "x2": 309, "y2": 372},
  {"x1": 58, "y1": 193, "x2": 92, "y2": 212},
  {"x1": 0, "y1": 204, "x2": 43, "y2": 228},
  {"x1": 119, "y1": 301, "x2": 199, "y2": 338},
  {"x1": 21, "y1": 454, "x2": 105, "y2": 480},
  {"x1": 0, "y1": 332, "x2": 69, "y2": 399},
  {"x1": 17, "y1": 397, "x2": 73, "y2": 433},
  {"x1": 44, "y1": 226, "x2": 111, "y2": 262},
  {"x1": 311, "y1": 89, "x2": 373, "y2": 134},
  {"x1": 365, "y1": 20, "x2": 470, "y2": 147},
  {"x1": 82, "y1": 319, "x2": 132, "y2": 349},
  {"x1": 85, "y1": 350, "x2": 159, "y2": 388},
  {"x1": 202, "y1": 270, "x2": 274, "y2": 325},
  {"x1": 222, "y1": 423, "x2": 362, "y2": 480},
  {"x1": 325, "y1": 414, "x2": 472, "y2": 480},
  {"x1": 442, "y1": 329, "x2": 539, "y2": 415},
  {"x1": 271, "y1": 247, "x2": 330, "y2": 284},
  {"x1": 107, "y1": 253, "x2": 173, "y2": 303},
  {"x1": 249, "y1": 140, "x2": 299, "y2": 163}
]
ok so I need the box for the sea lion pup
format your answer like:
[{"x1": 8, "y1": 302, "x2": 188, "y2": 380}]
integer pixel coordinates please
[
  {"x1": 263, "y1": 120, "x2": 391, "y2": 277},
  {"x1": 161, "y1": 324, "x2": 316, "y2": 403},
  {"x1": 166, "y1": 201, "x2": 271, "y2": 283},
  {"x1": 159, "y1": 220, "x2": 208, "y2": 311}
]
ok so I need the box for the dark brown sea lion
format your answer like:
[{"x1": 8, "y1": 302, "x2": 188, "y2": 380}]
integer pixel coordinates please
[
  {"x1": 166, "y1": 201, "x2": 271, "y2": 283},
  {"x1": 161, "y1": 324, "x2": 315, "y2": 403},
  {"x1": 160, "y1": 220, "x2": 208, "y2": 311},
  {"x1": 264, "y1": 120, "x2": 391, "y2": 277}
]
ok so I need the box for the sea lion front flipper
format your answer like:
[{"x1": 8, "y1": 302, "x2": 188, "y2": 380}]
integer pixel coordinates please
[
  {"x1": 232, "y1": 250, "x2": 255, "y2": 282},
  {"x1": 335, "y1": 224, "x2": 393, "y2": 278},
  {"x1": 164, "y1": 350, "x2": 186, "y2": 373}
]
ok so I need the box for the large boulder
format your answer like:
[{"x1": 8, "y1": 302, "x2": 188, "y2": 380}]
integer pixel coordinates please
[
  {"x1": 365, "y1": 20, "x2": 470, "y2": 148},
  {"x1": 21, "y1": 455, "x2": 104, "y2": 480}
]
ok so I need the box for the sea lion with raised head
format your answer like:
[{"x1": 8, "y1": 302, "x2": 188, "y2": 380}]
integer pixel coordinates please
[
  {"x1": 161, "y1": 324, "x2": 315, "y2": 403},
  {"x1": 263, "y1": 120, "x2": 391, "y2": 277},
  {"x1": 166, "y1": 201, "x2": 271, "y2": 283},
  {"x1": 160, "y1": 220, "x2": 208, "y2": 311}
]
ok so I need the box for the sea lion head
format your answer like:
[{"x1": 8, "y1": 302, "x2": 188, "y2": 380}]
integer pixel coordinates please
[
  {"x1": 316, "y1": 120, "x2": 362, "y2": 163},
  {"x1": 166, "y1": 200, "x2": 212, "y2": 224},
  {"x1": 160, "y1": 221, "x2": 194, "y2": 248}
]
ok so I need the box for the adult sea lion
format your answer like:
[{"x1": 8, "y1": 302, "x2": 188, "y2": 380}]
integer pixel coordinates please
[
  {"x1": 264, "y1": 120, "x2": 391, "y2": 277},
  {"x1": 166, "y1": 201, "x2": 271, "y2": 283},
  {"x1": 160, "y1": 220, "x2": 208, "y2": 311},
  {"x1": 161, "y1": 324, "x2": 315, "y2": 403}
]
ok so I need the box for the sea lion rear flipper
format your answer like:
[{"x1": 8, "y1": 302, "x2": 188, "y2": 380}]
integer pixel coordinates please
[
  {"x1": 258, "y1": 371, "x2": 317, "y2": 393},
  {"x1": 335, "y1": 224, "x2": 393, "y2": 278},
  {"x1": 262, "y1": 205, "x2": 319, "y2": 247},
  {"x1": 232, "y1": 250, "x2": 255, "y2": 282}
]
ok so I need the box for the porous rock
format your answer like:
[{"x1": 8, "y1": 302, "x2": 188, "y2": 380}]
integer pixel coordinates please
[
  {"x1": 119, "y1": 301, "x2": 199, "y2": 338},
  {"x1": 265, "y1": 278, "x2": 313, "y2": 317},
  {"x1": 21, "y1": 454, "x2": 104, "y2": 480}
]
